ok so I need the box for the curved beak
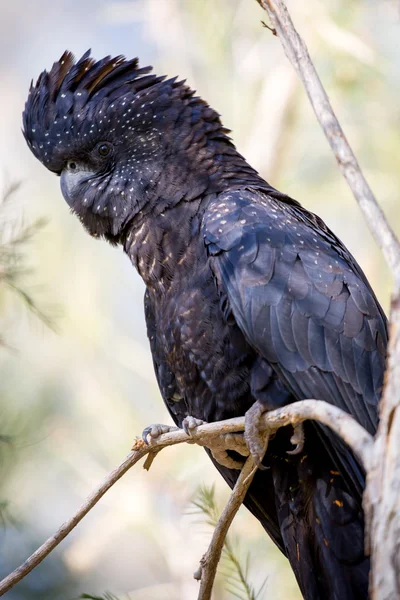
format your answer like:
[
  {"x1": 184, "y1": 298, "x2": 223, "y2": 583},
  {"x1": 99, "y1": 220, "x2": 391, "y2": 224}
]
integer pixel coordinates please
[{"x1": 60, "y1": 167, "x2": 94, "y2": 207}]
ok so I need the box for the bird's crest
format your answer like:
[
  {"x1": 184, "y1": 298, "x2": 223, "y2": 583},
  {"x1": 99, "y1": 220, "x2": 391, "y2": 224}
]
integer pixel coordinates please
[
  {"x1": 22, "y1": 50, "x2": 163, "y2": 168},
  {"x1": 22, "y1": 48, "x2": 237, "y2": 208}
]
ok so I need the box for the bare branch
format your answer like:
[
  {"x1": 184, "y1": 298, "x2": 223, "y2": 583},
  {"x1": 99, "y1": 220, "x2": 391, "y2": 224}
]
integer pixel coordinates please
[
  {"x1": 0, "y1": 399, "x2": 372, "y2": 597},
  {"x1": 258, "y1": 0, "x2": 400, "y2": 279},
  {"x1": 365, "y1": 282, "x2": 400, "y2": 599},
  {"x1": 196, "y1": 455, "x2": 257, "y2": 600},
  {"x1": 0, "y1": 441, "x2": 150, "y2": 597},
  {"x1": 255, "y1": 4, "x2": 400, "y2": 593}
]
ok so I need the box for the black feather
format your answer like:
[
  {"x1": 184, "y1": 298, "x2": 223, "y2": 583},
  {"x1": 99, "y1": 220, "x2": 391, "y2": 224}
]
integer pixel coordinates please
[{"x1": 23, "y1": 53, "x2": 388, "y2": 600}]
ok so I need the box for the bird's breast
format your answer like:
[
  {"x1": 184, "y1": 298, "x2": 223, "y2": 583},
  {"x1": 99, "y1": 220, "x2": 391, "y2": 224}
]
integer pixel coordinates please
[{"x1": 149, "y1": 262, "x2": 256, "y2": 423}]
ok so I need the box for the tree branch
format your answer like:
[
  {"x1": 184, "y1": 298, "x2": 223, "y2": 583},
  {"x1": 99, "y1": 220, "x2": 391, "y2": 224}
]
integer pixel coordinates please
[
  {"x1": 0, "y1": 399, "x2": 371, "y2": 597},
  {"x1": 195, "y1": 455, "x2": 257, "y2": 600},
  {"x1": 258, "y1": 0, "x2": 400, "y2": 279},
  {"x1": 255, "y1": 3, "x2": 400, "y2": 595},
  {"x1": 365, "y1": 281, "x2": 400, "y2": 599}
]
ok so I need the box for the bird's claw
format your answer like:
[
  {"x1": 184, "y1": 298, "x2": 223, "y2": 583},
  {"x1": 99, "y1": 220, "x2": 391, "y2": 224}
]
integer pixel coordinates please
[
  {"x1": 142, "y1": 423, "x2": 179, "y2": 445},
  {"x1": 209, "y1": 432, "x2": 249, "y2": 469},
  {"x1": 244, "y1": 400, "x2": 272, "y2": 469},
  {"x1": 181, "y1": 416, "x2": 248, "y2": 469},
  {"x1": 286, "y1": 423, "x2": 305, "y2": 455},
  {"x1": 182, "y1": 415, "x2": 204, "y2": 437}
]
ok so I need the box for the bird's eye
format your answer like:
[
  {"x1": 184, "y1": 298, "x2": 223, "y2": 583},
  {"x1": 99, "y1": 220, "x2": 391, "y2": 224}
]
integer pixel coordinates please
[
  {"x1": 68, "y1": 161, "x2": 77, "y2": 170},
  {"x1": 98, "y1": 143, "x2": 111, "y2": 157}
]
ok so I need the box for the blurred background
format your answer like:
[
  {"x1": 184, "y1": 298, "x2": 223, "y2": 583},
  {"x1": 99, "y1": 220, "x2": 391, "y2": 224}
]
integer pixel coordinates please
[{"x1": 0, "y1": 0, "x2": 399, "y2": 598}]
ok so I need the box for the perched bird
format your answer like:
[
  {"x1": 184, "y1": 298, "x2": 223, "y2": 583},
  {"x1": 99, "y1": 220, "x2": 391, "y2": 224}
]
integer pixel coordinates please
[{"x1": 23, "y1": 51, "x2": 387, "y2": 600}]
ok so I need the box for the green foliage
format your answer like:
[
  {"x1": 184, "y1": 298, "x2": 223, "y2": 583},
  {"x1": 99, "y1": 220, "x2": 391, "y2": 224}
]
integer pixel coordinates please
[
  {"x1": 190, "y1": 485, "x2": 267, "y2": 600},
  {"x1": 80, "y1": 486, "x2": 267, "y2": 600},
  {"x1": 79, "y1": 592, "x2": 134, "y2": 600},
  {"x1": 0, "y1": 183, "x2": 54, "y2": 529},
  {"x1": 0, "y1": 181, "x2": 53, "y2": 333}
]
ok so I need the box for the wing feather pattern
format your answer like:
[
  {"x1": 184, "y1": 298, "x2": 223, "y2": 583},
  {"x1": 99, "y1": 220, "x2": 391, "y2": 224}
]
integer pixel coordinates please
[
  {"x1": 202, "y1": 188, "x2": 387, "y2": 597},
  {"x1": 203, "y1": 188, "x2": 387, "y2": 436}
]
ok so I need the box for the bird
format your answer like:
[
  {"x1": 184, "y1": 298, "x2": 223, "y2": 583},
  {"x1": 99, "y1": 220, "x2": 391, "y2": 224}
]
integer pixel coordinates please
[{"x1": 22, "y1": 50, "x2": 387, "y2": 600}]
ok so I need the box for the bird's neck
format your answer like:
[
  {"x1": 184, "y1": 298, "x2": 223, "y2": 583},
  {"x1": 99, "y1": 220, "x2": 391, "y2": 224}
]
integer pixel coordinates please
[
  {"x1": 123, "y1": 196, "x2": 206, "y2": 292},
  {"x1": 121, "y1": 139, "x2": 270, "y2": 290}
]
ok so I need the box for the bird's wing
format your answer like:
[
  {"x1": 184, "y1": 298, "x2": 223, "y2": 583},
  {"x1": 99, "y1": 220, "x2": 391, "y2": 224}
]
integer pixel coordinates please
[
  {"x1": 202, "y1": 189, "x2": 378, "y2": 596},
  {"x1": 203, "y1": 188, "x2": 387, "y2": 437}
]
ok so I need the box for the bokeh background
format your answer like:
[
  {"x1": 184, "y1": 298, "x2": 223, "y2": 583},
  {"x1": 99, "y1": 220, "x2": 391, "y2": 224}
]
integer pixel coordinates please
[{"x1": 0, "y1": 1, "x2": 399, "y2": 598}]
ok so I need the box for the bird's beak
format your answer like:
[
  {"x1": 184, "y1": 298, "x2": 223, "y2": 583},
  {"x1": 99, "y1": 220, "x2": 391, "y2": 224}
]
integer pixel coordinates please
[{"x1": 60, "y1": 167, "x2": 94, "y2": 207}]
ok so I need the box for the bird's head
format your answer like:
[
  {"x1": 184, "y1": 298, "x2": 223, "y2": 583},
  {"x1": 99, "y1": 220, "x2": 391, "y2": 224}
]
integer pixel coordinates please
[{"x1": 23, "y1": 50, "x2": 236, "y2": 241}]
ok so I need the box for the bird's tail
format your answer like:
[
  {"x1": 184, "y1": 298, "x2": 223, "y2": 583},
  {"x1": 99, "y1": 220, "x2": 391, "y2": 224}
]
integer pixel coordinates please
[
  {"x1": 270, "y1": 422, "x2": 369, "y2": 600},
  {"x1": 210, "y1": 421, "x2": 369, "y2": 600}
]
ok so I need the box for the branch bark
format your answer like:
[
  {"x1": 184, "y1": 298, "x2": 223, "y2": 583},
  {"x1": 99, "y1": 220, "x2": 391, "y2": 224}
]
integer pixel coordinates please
[
  {"x1": 258, "y1": 0, "x2": 400, "y2": 279},
  {"x1": 0, "y1": 399, "x2": 371, "y2": 597},
  {"x1": 365, "y1": 282, "x2": 400, "y2": 600},
  {"x1": 196, "y1": 455, "x2": 257, "y2": 600}
]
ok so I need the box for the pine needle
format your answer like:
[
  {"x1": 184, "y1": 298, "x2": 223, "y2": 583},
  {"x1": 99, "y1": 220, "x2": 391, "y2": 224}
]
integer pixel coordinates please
[{"x1": 0, "y1": 182, "x2": 56, "y2": 331}]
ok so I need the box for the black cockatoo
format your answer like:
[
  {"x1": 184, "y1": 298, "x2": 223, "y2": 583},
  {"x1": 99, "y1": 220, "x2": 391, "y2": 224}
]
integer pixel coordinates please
[{"x1": 23, "y1": 51, "x2": 387, "y2": 600}]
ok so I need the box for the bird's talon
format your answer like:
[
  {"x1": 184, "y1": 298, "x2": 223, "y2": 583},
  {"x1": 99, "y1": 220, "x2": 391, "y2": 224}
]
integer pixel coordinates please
[
  {"x1": 287, "y1": 423, "x2": 305, "y2": 455},
  {"x1": 244, "y1": 400, "x2": 271, "y2": 467},
  {"x1": 142, "y1": 423, "x2": 179, "y2": 444},
  {"x1": 209, "y1": 432, "x2": 249, "y2": 469},
  {"x1": 286, "y1": 443, "x2": 303, "y2": 456},
  {"x1": 182, "y1": 415, "x2": 204, "y2": 437}
]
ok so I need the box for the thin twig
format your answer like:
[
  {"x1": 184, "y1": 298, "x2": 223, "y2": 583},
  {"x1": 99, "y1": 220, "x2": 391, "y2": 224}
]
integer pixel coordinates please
[
  {"x1": 261, "y1": 20, "x2": 276, "y2": 35},
  {"x1": 196, "y1": 455, "x2": 257, "y2": 600},
  {"x1": 258, "y1": 0, "x2": 400, "y2": 279},
  {"x1": 0, "y1": 399, "x2": 372, "y2": 596},
  {"x1": 0, "y1": 441, "x2": 151, "y2": 597}
]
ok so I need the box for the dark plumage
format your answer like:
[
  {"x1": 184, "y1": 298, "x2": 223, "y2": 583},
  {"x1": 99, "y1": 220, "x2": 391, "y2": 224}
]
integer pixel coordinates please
[{"x1": 23, "y1": 51, "x2": 388, "y2": 600}]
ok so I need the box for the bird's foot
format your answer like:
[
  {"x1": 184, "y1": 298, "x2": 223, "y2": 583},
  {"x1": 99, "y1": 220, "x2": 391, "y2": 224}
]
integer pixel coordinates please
[
  {"x1": 182, "y1": 415, "x2": 204, "y2": 437},
  {"x1": 244, "y1": 400, "x2": 274, "y2": 468},
  {"x1": 286, "y1": 423, "x2": 305, "y2": 455},
  {"x1": 182, "y1": 415, "x2": 249, "y2": 469},
  {"x1": 208, "y1": 432, "x2": 249, "y2": 469},
  {"x1": 142, "y1": 423, "x2": 179, "y2": 444}
]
